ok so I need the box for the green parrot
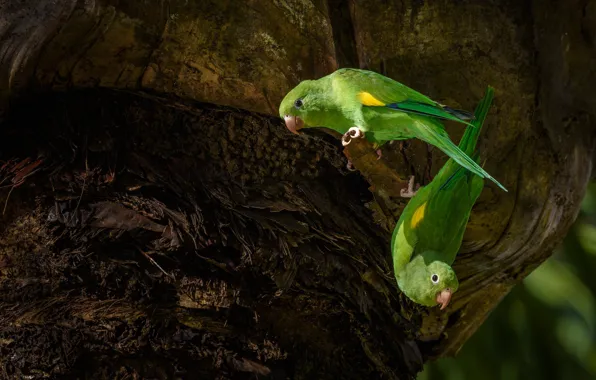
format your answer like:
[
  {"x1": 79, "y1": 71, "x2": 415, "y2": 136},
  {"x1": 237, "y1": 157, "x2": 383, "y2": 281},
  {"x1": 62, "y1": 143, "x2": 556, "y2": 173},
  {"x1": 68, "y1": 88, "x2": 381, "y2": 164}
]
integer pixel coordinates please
[
  {"x1": 278, "y1": 68, "x2": 506, "y2": 194},
  {"x1": 391, "y1": 86, "x2": 494, "y2": 310}
]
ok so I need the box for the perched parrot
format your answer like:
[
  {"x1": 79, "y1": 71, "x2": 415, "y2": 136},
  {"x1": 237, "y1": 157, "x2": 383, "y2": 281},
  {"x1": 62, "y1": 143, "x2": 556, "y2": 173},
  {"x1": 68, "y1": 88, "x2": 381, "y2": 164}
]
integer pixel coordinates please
[
  {"x1": 391, "y1": 86, "x2": 494, "y2": 310},
  {"x1": 278, "y1": 68, "x2": 506, "y2": 194}
]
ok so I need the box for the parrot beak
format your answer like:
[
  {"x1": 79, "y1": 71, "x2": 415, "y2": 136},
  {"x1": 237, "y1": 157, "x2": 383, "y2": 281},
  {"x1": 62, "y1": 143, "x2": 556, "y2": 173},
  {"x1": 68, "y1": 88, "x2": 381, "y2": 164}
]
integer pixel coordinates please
[
  {"x1": 436, "y1": 288, "x2": 452, "y2": 310},
  {"x1": 284, "y1": 115, "x2": 304, "y2": 135}
]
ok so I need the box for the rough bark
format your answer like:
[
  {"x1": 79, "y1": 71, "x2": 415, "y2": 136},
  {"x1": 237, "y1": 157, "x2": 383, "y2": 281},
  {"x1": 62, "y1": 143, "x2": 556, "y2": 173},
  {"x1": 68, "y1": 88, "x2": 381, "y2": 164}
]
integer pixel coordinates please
[{"x1": 0, "y1": 0, "x2": 595, "y2": 378}]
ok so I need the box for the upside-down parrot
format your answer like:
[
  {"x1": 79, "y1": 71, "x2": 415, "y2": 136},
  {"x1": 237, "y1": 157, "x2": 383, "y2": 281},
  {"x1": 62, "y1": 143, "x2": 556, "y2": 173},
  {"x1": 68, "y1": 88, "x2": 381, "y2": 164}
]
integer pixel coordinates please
[
  {"x1": 278, "y1": 68, "x2": 506, "y2": 194},
  {"x1": 391, "y1": 86, "x2": 494, "y2": 310}
]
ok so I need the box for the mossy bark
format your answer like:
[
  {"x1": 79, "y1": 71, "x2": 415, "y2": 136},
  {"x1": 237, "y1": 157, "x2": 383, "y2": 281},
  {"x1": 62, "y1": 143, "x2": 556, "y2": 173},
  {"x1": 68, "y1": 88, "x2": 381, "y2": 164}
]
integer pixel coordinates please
[{"x1": 0, "y1": 0, "x2": 595, "y2": 378}]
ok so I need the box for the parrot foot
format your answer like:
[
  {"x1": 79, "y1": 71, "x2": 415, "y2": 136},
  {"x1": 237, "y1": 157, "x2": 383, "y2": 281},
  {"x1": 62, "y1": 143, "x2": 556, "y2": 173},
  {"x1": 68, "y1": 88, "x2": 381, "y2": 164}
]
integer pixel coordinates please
[
  {"x1": 346, "y1": 160, "x2": 357, "y2": 172},
  {"x1": 376, "y1": 149, "x2": 382, "y2": 160},
  {"x1": 342, "y1": 127, "x2": 365, "y2": 146},
  {"x1": 400, "y1": 175, "x2": 421, "y2": 198}
]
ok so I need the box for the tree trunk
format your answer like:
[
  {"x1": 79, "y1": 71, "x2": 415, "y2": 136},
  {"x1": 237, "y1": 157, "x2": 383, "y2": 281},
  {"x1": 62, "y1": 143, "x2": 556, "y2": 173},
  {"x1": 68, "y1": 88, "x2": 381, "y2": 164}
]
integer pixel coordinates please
[{"x1": 0, "y1": 0, "x2": 595, "y2": 379}]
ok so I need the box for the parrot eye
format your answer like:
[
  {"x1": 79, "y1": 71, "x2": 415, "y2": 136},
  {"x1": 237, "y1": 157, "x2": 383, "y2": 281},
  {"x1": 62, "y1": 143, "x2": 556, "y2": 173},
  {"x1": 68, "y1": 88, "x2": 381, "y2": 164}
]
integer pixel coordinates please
[
  {"x1": 294, "y1": 98, "x2": 303, "y2": 109},
  {"x1": 431, "y1": 274, "x2": 439, "y2": 284}
]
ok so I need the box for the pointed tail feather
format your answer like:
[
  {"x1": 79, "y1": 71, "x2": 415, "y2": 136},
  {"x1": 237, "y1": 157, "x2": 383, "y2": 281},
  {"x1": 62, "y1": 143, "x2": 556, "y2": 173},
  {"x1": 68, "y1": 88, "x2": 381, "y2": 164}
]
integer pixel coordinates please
[
  {"x1": 415, "y1": 118, "x2": 507, "y2": 192},
  {"x1": 458, "y1": 86, "x2": 495, "y2": 156},
  {"x1": 438, "y1": 86, "x2": 497, "y2": 191}
]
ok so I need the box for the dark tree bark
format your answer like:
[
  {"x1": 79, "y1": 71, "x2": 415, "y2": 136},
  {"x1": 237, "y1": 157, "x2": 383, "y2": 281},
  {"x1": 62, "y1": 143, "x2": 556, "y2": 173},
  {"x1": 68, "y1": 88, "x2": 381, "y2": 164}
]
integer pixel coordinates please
[{"x1": 0, "y1": 0, "x2": 595, "y2": 379}]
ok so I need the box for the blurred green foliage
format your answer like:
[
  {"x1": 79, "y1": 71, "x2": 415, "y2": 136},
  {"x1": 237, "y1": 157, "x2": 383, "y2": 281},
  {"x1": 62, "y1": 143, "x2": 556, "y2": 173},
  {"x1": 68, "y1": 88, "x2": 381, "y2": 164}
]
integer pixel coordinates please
[{"x1": 419, "y1": 182, "x2": 596, "y2": 380}]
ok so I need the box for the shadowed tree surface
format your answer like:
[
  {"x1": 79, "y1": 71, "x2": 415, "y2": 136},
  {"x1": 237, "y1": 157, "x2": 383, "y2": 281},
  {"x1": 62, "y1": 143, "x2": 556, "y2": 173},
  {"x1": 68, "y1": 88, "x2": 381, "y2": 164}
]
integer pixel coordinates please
[{"x1": 0, "y1": 0, "x2": 595, "y2": 378}]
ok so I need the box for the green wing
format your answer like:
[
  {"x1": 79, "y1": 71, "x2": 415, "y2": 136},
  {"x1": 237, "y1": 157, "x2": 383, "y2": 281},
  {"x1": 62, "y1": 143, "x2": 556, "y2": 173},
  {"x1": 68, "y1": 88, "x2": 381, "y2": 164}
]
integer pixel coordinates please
[
  {"x1": 416, "y1": 87, "x2": 497, "y2": 261},
  {"x1": 391, "y1": 185, "x2": 434, "y2": 274},
  {"x1": 438, "y1": 86, "x2": 496, "y2": 191},
  {"x1": 331, "y1": 68, "x2": 474, "y2": 125},
  {"x1": 393, "y1": 86, "x2": 498, "y2": 269}
]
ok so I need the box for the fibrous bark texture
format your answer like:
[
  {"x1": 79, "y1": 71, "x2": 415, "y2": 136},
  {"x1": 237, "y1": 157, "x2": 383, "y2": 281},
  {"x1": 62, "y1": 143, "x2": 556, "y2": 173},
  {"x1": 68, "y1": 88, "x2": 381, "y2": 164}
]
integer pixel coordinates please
[{"x1": 0, "y1": 0, "x2": 595, "y2": 379}]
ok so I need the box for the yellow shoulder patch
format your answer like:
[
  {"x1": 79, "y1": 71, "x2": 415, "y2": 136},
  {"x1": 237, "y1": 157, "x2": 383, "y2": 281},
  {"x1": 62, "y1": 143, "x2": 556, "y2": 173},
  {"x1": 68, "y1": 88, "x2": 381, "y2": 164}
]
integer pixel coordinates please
[
  {"x1": 358, "y1": 91, "x2": 386, "y2": 107},
  {"x1": 410, "y1": 202, "x2": 427, "y2": 229}
]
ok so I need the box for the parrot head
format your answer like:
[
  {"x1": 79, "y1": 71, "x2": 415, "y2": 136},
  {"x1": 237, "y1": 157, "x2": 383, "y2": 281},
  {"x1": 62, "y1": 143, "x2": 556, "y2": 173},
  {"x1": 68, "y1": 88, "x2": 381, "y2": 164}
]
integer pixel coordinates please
[
  {"x1": 397, "y1": 254, "x2": 459, "y2": 310},
  {"x1": 279, "y1": 80, "x2": 332, "y2": 135}
]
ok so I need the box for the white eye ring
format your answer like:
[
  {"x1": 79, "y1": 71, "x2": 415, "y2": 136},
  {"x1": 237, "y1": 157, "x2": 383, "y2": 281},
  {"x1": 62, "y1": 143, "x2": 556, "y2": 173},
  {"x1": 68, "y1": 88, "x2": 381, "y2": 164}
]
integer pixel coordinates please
[{"x1": 431, "y1": 274, "x2": 439, "y2": 284}]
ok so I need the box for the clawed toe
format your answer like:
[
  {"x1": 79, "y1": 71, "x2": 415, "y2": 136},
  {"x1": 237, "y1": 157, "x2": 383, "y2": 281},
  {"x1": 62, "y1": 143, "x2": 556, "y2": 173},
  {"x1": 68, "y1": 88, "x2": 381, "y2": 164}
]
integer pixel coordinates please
[
  {"x1": 347, "y1": 127, "x2": 364, "y2": 139},
  {"x1": 400, "y1": 175, "x2": 422, "y2": 198},
  {"x1": 342, "y1": 127, "x2": 365, "y2": 147}
]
